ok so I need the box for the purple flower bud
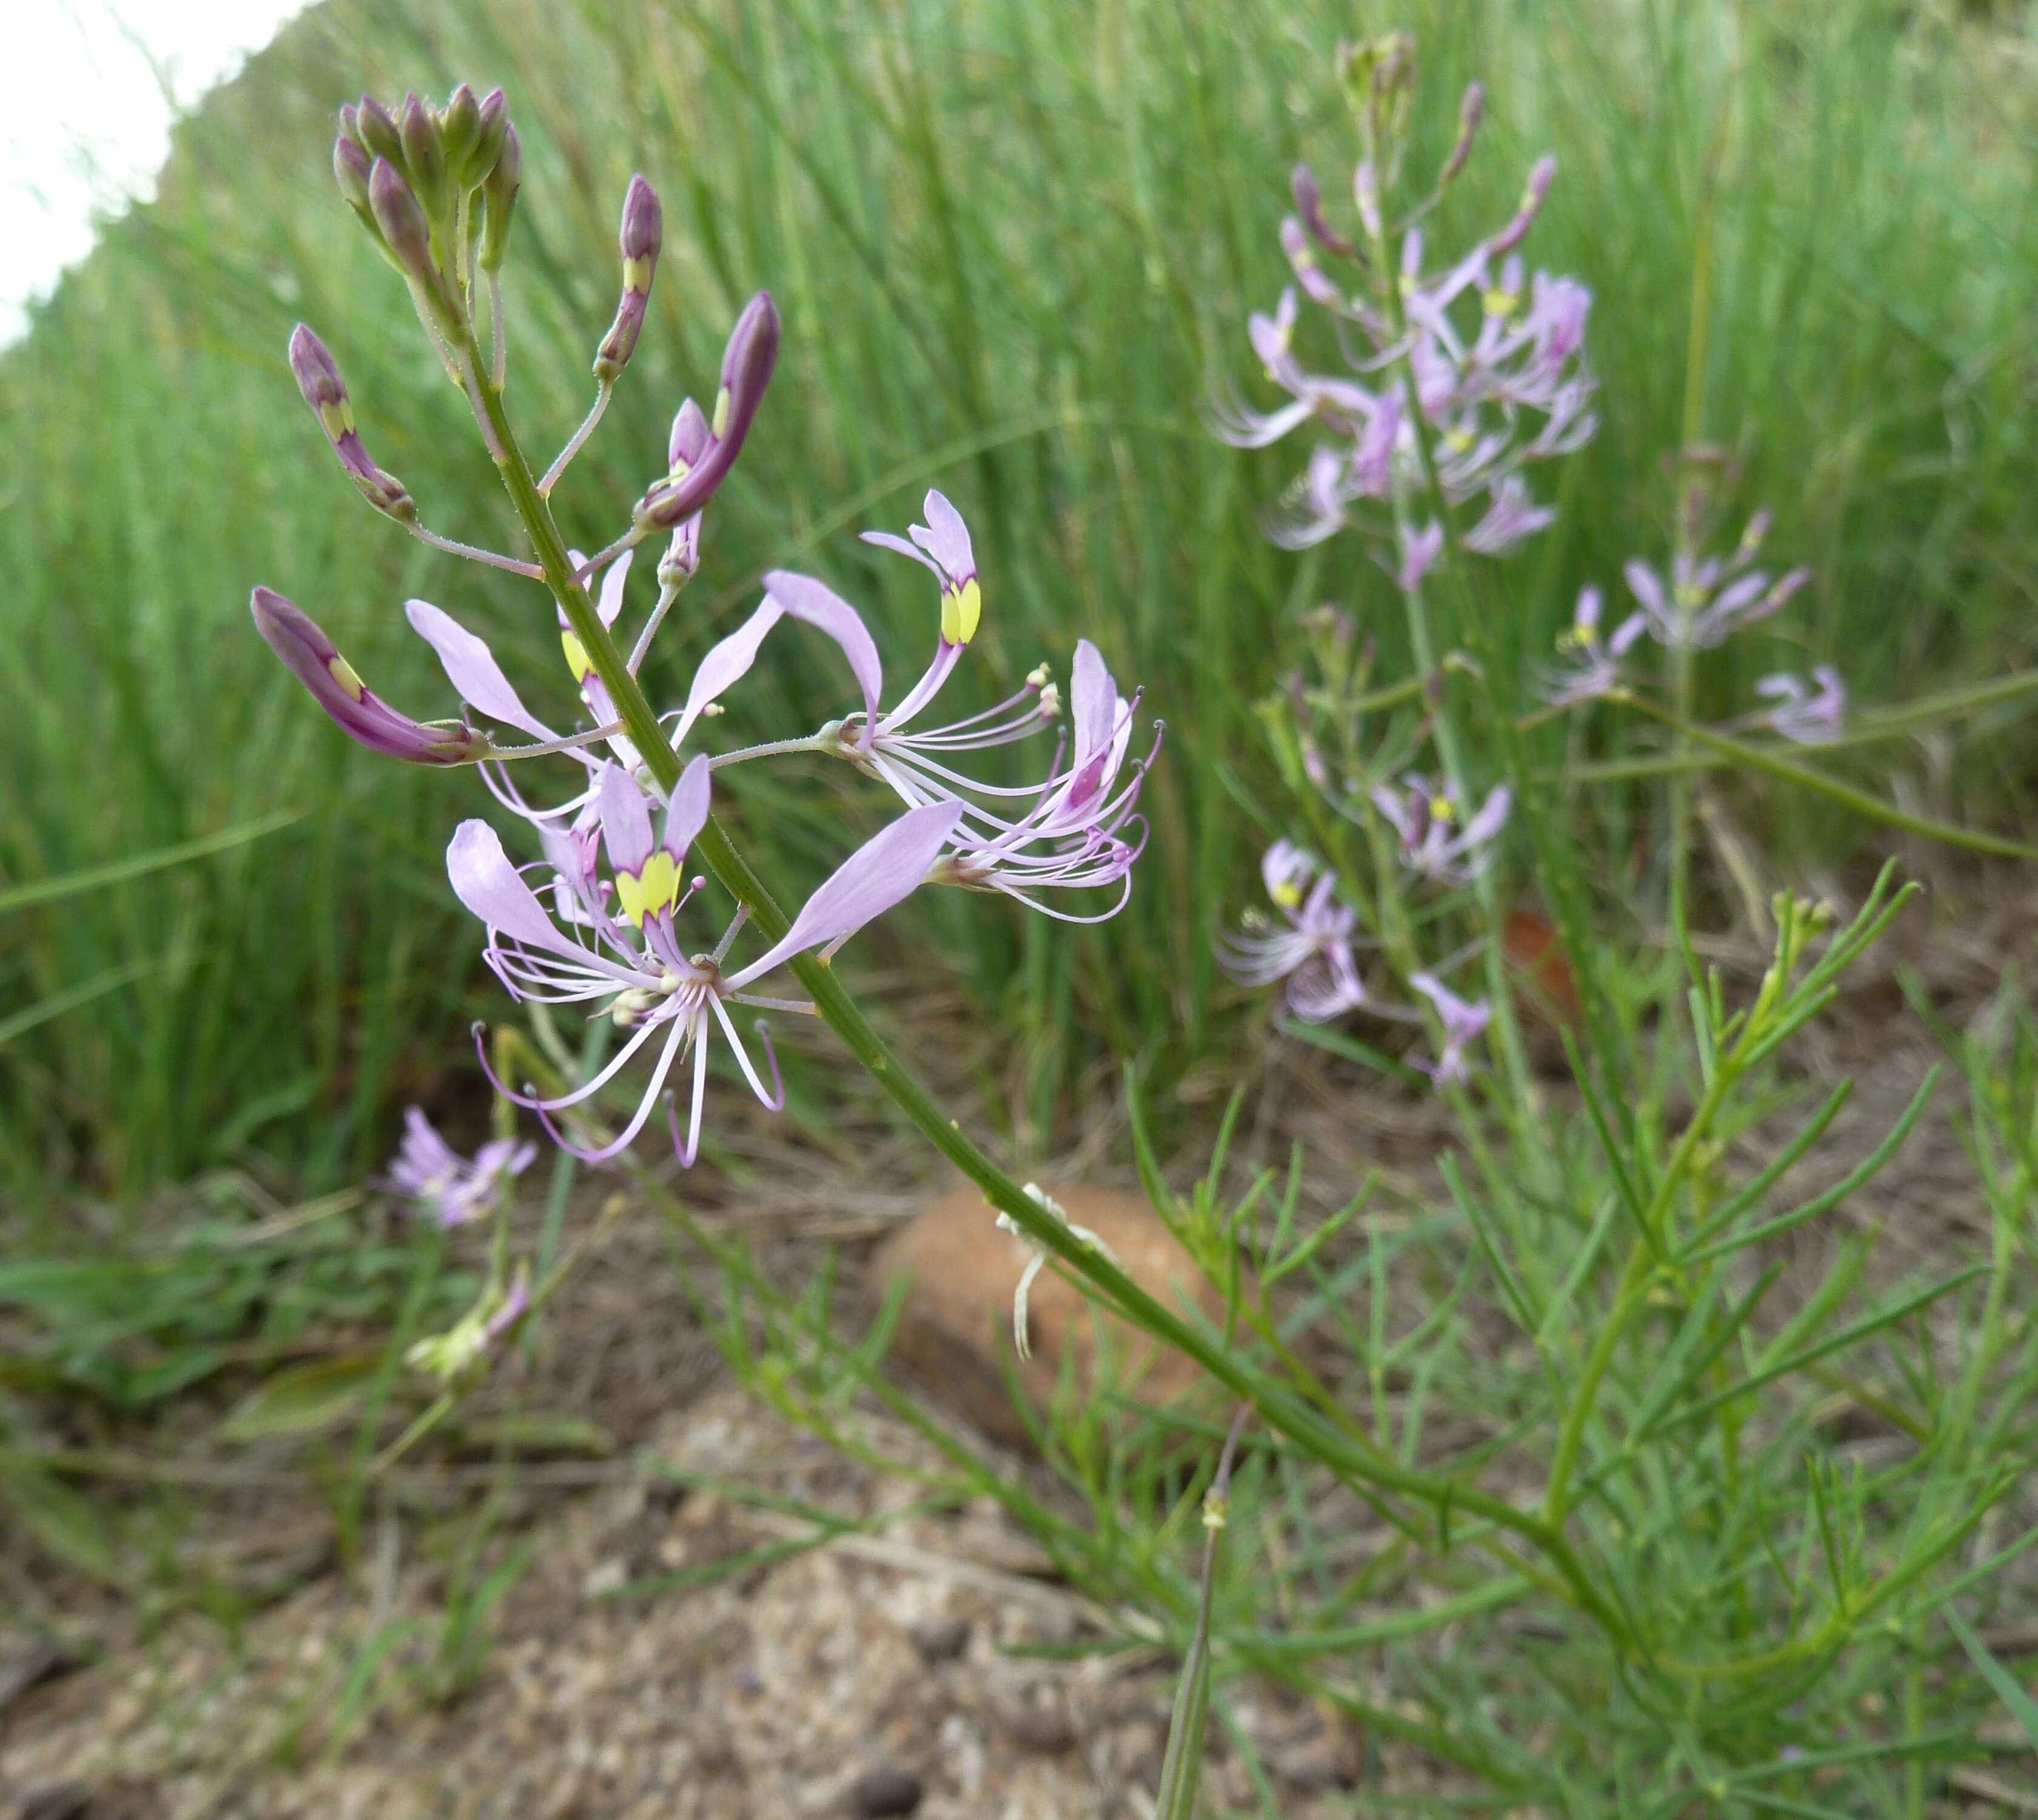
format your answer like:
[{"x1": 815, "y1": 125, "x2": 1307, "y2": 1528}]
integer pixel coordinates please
[
  {"x1": 439, "y1": 83, "x2": 482, "y2": 175},
  {"x1": 1487, "y1": 155, "x2": 1555, "y2": 257},
  {"x1": 333, "y1": 132, "x2": 373, "y2": 212},
  {"x1": 289, "y1": 324, "x2": 415, "y2": 522},
  {"x1": 668, "y1": 397, "x2": 710, "y2": 473},
  {"x1": 637, "y1": 292, "x2": 781, "y2": 529},
  {"x1": 594, "y1": 175, "x2": 662, "y2": 380},
  {"x1": 355, "y1": 94, "x2": 403, "y2": 166},
  {"x1": 1291, "y1": 165, "x2": 1355, "y2": 259},
  {"x1": 471, "y1": 87, "x2": 509, "y2": 180},
  {"x1": 1439, "y1": 82, "x2": 1484, "y2": 186},
  {"x1": 369, "y1": 157, "x2": 434, "y2": 277},
  {"x1": 480, "y1": 125, "x2": 520, "y2": 272},
  {"x1": 400, "y1": 91, "x2": 448, "y2": 219},
  {"x1": 252, "y1": 588, "x2": 487, "y2": 765}
]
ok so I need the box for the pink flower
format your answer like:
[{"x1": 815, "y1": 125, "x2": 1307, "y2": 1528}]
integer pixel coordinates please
[
  {"x1": 1410, "y1": 972, "x2": 1490, "y2": 1084},
  {"x1": 1221, "y1": 843, "x2": 1368, "y2": 1022},
  {"x1": 456, "y1": 758, "x2": 961, "y2": 1165}
]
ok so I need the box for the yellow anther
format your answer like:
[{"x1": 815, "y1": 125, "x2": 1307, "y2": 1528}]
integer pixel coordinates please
[
  {"x1": 616, "y1": 852, "x2": 682, "y2": 927},
  {"x1": 1444, "y1": 426, "x2": 1475, "y2": 453},
  {"x1": 941, "y1": 576, "x2": 983, "y2": 645},
  {"x1": 326, "y1": 654, "x2": 366, "y2": 702},
  {"x1": 1481, "y1": 287, "x2": 1518, "y2": 317},
  {"x1": 560, "y1": 627, "x2": 594, "y2": 683},
  {"x1": 1270, "y1": 880, "x2": 1303, "y2": 909},
  {"x1": 1430, "y1": 795, "x2": 1456, "y2": 821}
]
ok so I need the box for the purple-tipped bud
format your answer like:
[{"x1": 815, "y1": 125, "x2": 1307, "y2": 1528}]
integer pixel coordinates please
[
  {"x1": 594, "y1": 175, "x2": 663, "y2": 380},
  {"x1": 1487, "y1": 154, "x2": 1556, "y2": 257},
  {"x1": 334, "y1": 133, "x2": 373, "y2": 212},
  {"x1": 400, "y1": 91, "x2": 448, "y2": 218},
  {"x1": 657, "y1": 399, "x2": 713, "y2": 588},
  {"x1": 480, "y1": 125, "x2": 520, "y2": 272},
  {"x1": 668, "y1": 396, "x2": 711, "y2": 473},
  {"x1": 252, "y1": 588, "x2": 486, "y2": 765},
  {"x1": 1280, "y1": 217, "x2": 1344, "y2": 308},
  {"x1": 289, "y1": 323, "x2": 416, "y2": 522},
  {"x1": 338, "y1": 101, "x2": 362, "y2": 146},
  {"x1": 355, "y1": 95, "x2": 403, "y2": 165},
  {"x1": 1291, "y1": 165, "x2": 1356, "y2": 259},
  {"x1": 368, "y1": 157, "x2": 433, "y2": 275},
  {"x1": 471, "y1": 87, "x2": 508, "y2": 180},
  {"x1": 1440, "y1": 83, "x2": 1485, "y2": 186},
  {"x1": 636, "y1": 292, "x2": 781, "y2": 529},
  {"x1": 439, "y1": 83, "x2": 481, "y2": 174}
]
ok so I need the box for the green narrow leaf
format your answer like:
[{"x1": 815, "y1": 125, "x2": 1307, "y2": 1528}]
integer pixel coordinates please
[
  {"x1": 1945, "y1": 1609, "x2": 2038, "y2": 1749},
  {"x1": 220, "y1": 1353, "x2": 385, "y2": 1441}
]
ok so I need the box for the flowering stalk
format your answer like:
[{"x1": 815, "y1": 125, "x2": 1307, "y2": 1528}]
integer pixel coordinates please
[{"x1": 1351, "y1": 148, "x2": 1541, "y2": 1117}]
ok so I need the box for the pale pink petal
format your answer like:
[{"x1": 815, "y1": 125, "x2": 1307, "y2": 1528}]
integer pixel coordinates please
[
  {"x1": 670, "y1": 600, "x2": 785, "y2": 749},
  {"x1": 766, "y1": 570, "x2": 884, "y2": 732},
  {"x1": 447, "y1": 820, "x2": 625, "y2": 972},
  {"x1": 663, "y1": 753, "x2": 712, "y2": 860},
  {"x1": 596, "y1": 762, "x2": 654, "y2": 876},
  {"x1": 406, "y1": 601, "x2": 555, "y2": 742},
  {"x1": 728, "y1": 798, "x2": 962, "y2": 986}
]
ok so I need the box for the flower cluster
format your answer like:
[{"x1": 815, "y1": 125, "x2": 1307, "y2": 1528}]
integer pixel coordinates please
[
  {"x1": 1538, "y1": 504, "x2": 1834, "y2": 740},
  {"x1": 381, "y1": 1105, "x2": 535, "y2": 1228},
  {"x1": 1212, "y1": 78, "x2": 1595, "y2": 565},
  {"x1": 252, "y1": 89, "x2": 1157, "y2": 1181}
]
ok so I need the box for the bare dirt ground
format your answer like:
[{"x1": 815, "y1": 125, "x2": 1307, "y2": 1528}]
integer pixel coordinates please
[{"x1": 4, "y1": 875, "x2": 2037, "y2": 1818}]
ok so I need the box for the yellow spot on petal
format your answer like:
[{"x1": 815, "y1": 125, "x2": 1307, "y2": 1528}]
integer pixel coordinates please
[
  {"x1": 560, "y1": 627, "x2": 594, "y2": 682},
  {"x1": 622, "y1": 255, "x2": 651, "y2": 293},
  {"x1": 327, "y1": 654, "x2": 366, "y2": 701},
  {"x1": 318, "y1": 399, "x2": 356, "y2": 439},
  {"x1": 711, "y1": 386, "x2": 731, "y2": 439},
  {"x1": 615, "y1": 851, "x2": 682, "y2": 927},
  {"x1": 941, "y1": 576, "x2": 982, "y2": 645}
]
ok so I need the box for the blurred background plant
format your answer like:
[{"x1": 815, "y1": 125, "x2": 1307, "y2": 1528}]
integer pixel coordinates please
[{"x1": 7, "y1": 0, "x2": 2038, "y2": 1194}]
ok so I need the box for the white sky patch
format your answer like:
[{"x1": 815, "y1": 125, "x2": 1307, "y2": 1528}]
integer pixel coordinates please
[{"x1": 2, "y1": 1, "x2": 309, "y2": 345}]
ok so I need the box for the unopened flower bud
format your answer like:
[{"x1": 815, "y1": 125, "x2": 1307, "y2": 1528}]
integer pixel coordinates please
[
  {"x1": 355, "y1": 93, "x2": 403, "y2": 165},
  {"x1": 469, "y1": 87, "x2": 509, "y2": 184},
  {"x1": 655, "y1": 397, "x2": 712, "y2": 588},
  {"x1": 400, "y1": 90, "x2": 449, "y2": 223},
  {"x1": 438, "y1": 83, "x2": 482, "y2": 177},
  {"x1": 252, "y1": 588, "x2": 487, "y2": 764},
  {"x1": 594, "y1": 174, "x2": 662, "y2": 380},
  {"x1": 480, "y1": 124, "x2": 521, "y2": 272},
  {"x1": 1291, "y1": 164, "x2": 1354, "y2": 259},
  {"x1": 289, "y1": 323, "x2": 416, "y2": 522},
  {"x1": 369, "y1": 156, "x2": 432, "y2": 275},
  {"x1": 1439, "y1": 82, "x2": 1484, "y2": 186},
  {"x1": 636, "y1": 291, "x2": 780, "y2": 529},
  {"x1": 333, "y1": 132, "x2": 374, "y2": 215},
  {"x1": 1487, "y1": 155, "x2": 1555, "y2": 257},
  {"x1": 667, "y1": 396, "x2": 710, "y2": 474}
]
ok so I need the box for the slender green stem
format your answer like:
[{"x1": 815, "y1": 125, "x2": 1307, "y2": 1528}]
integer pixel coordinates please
[{"x1": 1615, "y1": 692, "x2": 2038, "y2": 862}]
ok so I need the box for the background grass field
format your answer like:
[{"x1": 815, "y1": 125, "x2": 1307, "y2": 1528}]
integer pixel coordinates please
[{"x1": 4, "y1": 0, "x2": 2037, "y2": 1195}]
